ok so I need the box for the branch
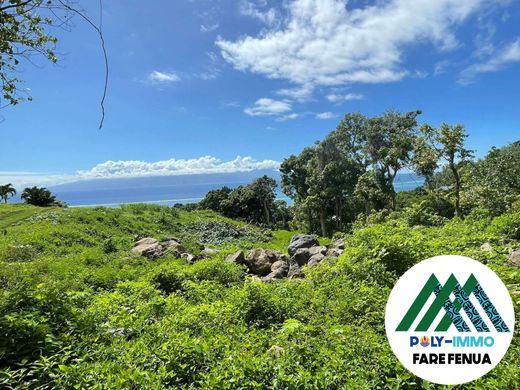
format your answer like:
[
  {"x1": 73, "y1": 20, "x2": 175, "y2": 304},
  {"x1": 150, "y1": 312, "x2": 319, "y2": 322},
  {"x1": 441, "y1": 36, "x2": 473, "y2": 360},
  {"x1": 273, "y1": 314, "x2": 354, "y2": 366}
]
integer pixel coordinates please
[{"x1": 58, "y1": 0, "x2": 108, "y2": 129}]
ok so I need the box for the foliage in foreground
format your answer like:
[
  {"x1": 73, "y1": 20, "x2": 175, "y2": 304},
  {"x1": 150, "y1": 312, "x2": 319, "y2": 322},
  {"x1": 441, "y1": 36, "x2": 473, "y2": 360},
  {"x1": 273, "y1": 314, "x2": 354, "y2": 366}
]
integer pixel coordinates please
[{"x1": 0, "y1": 203, "x2": 518, "y2": 389}]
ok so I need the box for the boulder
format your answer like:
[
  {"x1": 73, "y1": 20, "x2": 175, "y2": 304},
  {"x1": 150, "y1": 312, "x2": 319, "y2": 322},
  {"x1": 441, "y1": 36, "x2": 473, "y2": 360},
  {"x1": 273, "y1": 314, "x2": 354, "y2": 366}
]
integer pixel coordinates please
[
  {"x1": 292, "y1": 248, "x2": 311, "y2": 266},
  {"x1": 181, "y1": 252, "x2": 198, "y2": 263},
  {"x1": 226, "y1": 250, "x2": 245, "y2": 265},
  {"x1": 287, "y1": 261, "x2": 303, "y2": 279},
  {"x1": 309, "y1": 246, "x2": 327, "y2": 256},
  {"x1": 200, "y1": 247, "x2": 220, "y2": 257},
  {"x1": 326, "y1": 248, "x2": 343, "y2": 258},
  {"x1": 509, "y1": 249, "x2": 520, "y2": 267},
  {"x1": 480, "y1": 242, "x2": 493, "y2": 252},
  {"x1": 132, "y1": 238, "x2": 162, "y2": 260},
  {"x1": 308, "y1": 253, "x2": 325, "y2": 267},
  {"x1": 288, "y1": 234, "x2": 319, "y2": 256},
  {"x1": 332, "y1": 238, "x2": 345, "y2": 250},
  {"x1": 246, "y1": 249, "x2": 285, "y2": 276},
  {"x1": 161, "y1": 239, "x2": 187, "y2": 256},
  {"x1": 261, "y1": 260, "x2": 289, "y2": 282}
]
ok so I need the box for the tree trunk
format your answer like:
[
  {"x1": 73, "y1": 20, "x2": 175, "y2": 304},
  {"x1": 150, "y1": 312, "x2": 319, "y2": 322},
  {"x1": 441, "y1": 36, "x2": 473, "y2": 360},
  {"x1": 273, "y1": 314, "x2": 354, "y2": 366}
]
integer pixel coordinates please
[
  {"x1": 450, "y1": 162, "x2": 462, "y2": 219},
  {"x1": 262, "y1": 200, "x2": 270, "y2": 225},
  {"x1": 319, "y1": 208, "x2": 326, "y2": 237}
]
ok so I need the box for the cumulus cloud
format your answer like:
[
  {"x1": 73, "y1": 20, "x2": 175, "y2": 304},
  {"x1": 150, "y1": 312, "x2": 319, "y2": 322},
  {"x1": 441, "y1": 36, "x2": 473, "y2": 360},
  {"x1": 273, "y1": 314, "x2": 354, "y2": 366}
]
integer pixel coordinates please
[
  {"x1": 217, "y1": 0, "x2": 492, "y2": 92},
  {"x1": 459, "y1": 37, "x2": 520, "y2": 84},
  {"x1": 147, "y1": 71, "x2": 180, "y2": 83},
  {"x1": 77, "y1": 156, "x2": 280, "y2": 179},
  {"x1": 244, "y1": 98, "x2": 292, "y2": 116},
  {"x1": 326, "y1": 93, "x2": 364, "y2": 103},
  {"x1": 239, "y1": 1, "x2": 279, "y2": 26},
  {"x1": 275, "y1": 113, "x2": 299, "y2": 122},
  {"x1": 315, "y1": 112, "x2": 337, "y2": 120}
]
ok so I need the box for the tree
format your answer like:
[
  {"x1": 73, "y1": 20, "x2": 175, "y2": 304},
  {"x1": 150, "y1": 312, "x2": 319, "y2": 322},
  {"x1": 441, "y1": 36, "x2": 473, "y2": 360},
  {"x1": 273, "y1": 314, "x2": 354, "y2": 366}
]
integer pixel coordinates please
[
  {"x1": 0, "y1": 0, "x2": 108, "y2": 127},
  {"x1": 0, "y1": 183, "x2": 16, "y2": 203},
  {"x1": 419, "y1": 123, "x2": 473, "y2": 218},
  {"x1": 365, "y1": 110, "x2": 421, "y2": 210},
  {"x1": 21, "y1": 186, "x2": 57, "y2": 206},
  {"x1": 249, "y1": 175, "x2": 277, "y2": 225}
]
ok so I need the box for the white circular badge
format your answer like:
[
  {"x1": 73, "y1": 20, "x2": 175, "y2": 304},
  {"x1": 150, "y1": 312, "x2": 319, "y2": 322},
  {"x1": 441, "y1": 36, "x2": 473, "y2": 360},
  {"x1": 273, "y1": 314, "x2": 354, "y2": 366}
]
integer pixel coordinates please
[{"x1": 385, "y1": 255, "x2": 515, "y2": 385}]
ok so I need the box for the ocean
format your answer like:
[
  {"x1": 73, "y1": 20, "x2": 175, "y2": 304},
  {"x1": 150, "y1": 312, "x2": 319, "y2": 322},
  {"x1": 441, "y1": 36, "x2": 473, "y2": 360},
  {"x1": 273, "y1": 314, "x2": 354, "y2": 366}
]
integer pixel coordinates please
[{"x1": 25, "y1": 171, "x2": 424, "y2": 208}]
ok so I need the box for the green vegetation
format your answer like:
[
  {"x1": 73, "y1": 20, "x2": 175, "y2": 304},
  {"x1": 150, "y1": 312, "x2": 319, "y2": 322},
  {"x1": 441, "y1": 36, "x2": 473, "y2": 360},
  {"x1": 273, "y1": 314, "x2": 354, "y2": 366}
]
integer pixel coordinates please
[
  {"x1": 20, "y1": 186, "x2": 62, "y2": 207},
  {"x1": 0, "y1": 201, "x2": 518, "y2": 388},
  {"x1": 199, "y1": 175, "x2": 290, "y2": 228}
]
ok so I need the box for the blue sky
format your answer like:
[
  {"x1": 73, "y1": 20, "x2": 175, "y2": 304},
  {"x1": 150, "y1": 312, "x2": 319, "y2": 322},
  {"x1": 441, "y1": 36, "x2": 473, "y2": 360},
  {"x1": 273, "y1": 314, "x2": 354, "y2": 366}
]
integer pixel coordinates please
[{"x1": 1, "y1": 0, "x2": 519, "y2": 188}]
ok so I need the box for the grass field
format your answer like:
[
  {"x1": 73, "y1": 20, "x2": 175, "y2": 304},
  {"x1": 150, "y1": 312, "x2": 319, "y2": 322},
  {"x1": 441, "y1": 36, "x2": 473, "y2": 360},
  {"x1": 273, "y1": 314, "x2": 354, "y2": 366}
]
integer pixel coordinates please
[{"x1": 0, "y1": 204, "x2": 51, "y2": 229}]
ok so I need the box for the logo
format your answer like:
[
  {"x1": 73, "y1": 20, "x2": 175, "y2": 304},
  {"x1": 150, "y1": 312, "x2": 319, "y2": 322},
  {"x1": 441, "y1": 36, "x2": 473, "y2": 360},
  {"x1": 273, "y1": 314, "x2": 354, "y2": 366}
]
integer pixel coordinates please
[{"x1": 385, "y1": 255, "x2": 515, "y2": 385}]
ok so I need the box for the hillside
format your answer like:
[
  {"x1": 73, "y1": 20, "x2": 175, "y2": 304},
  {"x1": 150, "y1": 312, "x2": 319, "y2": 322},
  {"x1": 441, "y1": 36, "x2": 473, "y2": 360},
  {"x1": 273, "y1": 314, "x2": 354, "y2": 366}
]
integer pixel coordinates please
[{"x1": 0, "y1": 203, "x2": 518, "y2": 388}]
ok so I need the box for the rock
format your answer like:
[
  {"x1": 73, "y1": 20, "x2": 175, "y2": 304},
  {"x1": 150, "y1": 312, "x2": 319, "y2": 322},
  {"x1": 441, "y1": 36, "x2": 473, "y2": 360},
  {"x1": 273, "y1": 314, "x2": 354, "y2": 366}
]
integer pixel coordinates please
[
  {"x1": 261, "y1": 261, "x2": 289, "y2": 282},
  {"x1": 308, "y1": 253, "x2": 325, "y2": 267},
  {"x1": 288, "y1": 234, "x2": 320, "y2": 256},
  {"x1": 132, "y1": 237, "x2": 188, "y2": 260},
  {"x1": 181, "y1": 252, "x2": 198, "y2": 263},
  {"x1": 509, "y1": 249, "x2": 520, "y2": 267},
  {"x1": 200, "y1": 247, "x2": 220, "y2": 257},
  {"x1": 135, "y1": 237, "x2": 158, "y2": 246},
  {"x1": 287, "y1": 261, "x2": 303, "y2": 279},
  {"x1": 132, "y1": 238, "x2": 162, "y2": 260},
  {"x1": 326, "y1": 248, "x2": 343, "y2": 257},
  {"x1": 332, "y1": 238, "x2": 345, "y2": 250},
  {"x1": 480, "y1": 242, "x2": 493, "y2": 252},
  {"x1": 161, "y1": 239, "x2": 187, "y2": 256},
  {"x1": 226, "y1": 250, "x2": 245, "y2": 265},
  {"x1": 292, "y1": 248, "x2": 311, "y2": 266},
  {"x1": 245, "y1": 249, "x2": 285, "y2": 276},
  {"x1": 309, "y1": 246, "x2": 327, "y2": 256}
]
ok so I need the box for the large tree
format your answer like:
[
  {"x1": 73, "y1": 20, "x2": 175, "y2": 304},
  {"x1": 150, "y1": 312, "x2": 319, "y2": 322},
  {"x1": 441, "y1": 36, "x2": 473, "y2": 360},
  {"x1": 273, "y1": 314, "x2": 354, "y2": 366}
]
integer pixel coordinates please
[
  {"x1": 21, "y1": 186, "x2": 57, "y2": 206},
  {"x1": 364, "y1": 110, "x2": 421, "y2": 210},
  {"x1": 418, "y1": 123, "x2": 473, "y2": 218}
]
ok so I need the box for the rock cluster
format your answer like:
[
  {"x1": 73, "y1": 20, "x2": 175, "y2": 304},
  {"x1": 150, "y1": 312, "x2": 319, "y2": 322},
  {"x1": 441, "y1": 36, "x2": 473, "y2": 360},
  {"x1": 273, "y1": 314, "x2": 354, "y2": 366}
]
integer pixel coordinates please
[
  {"x1": 227, "y1": 234, "x2": 345, "y2": 282},
  {"x1": 131, "y1": 237, "x2": 216, "y2": 263}
]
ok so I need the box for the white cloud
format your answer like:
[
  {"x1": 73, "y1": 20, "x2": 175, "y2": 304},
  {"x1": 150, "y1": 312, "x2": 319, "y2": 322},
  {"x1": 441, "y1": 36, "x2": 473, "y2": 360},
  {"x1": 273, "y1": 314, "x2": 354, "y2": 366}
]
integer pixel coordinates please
[
  {"x1": 326, "y1": 93, "x2": 364, "y2": 103},
  {"x1": 240, "y1": 1, "x2": 279, "y2": 26},
  {"x1": 316, "y1": 112, "x2": 337, "y2": 120},
  {"x1": 276, "y1": 84, "x2": 314, "y2": 102},
  {"x1": 275, "y1": 113, "x2": 299, "y2": 122},
  {"x1": 244, "y1": 98, "x2": 292, "y2": 116},
  {"x1": 2, "y1": 156, "x2": 282, "y2": 188},
  {"x1": 0, "y1": 172, "x2": 75, "y2": 189},
  {"x1": 200, "y1": 23, "x2": 219, "y2": 33},
  {"x1": 459, "y1": 37, "x2": 520, "y2": 84},
  {"x1": 147, "y1": 71, "x2": 180, "y2": 83},
  {"x1": 77, "y1": 156, "x2": 280, "y2": 179},
  {"x1": 217, "y1": 0, "x2": 492, "y2": 90}
]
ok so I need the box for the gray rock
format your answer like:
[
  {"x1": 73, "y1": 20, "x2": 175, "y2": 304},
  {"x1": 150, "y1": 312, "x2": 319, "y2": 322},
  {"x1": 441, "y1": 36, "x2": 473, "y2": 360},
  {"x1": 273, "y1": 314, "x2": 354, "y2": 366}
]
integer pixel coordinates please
[
  {"x1": 261, "y1": 260, "x2": 289, "y2": 282},
  {"x1": 509, "y1": 249, "x2": 520, "y2": 267},
  {"x1": 245, "y1": 249, "x2": 284, "y2": 276},
  {"x1": 292, "y1": 247, "x2": 311, "y2": 266},
  {"x1": 288, "y1": 234, "x2": 320, "y2": 256},
  {"x1": 226, "y1": 250, "x2": 245, "y2": 265},
  {"x1": 287, "y1": 261, "x2": 303, "y2": 279},
  {"x1": 332, "y1": 238, "x2": 345, "y2": 250},
  {"x1": 480, "y1": 242, "x2": 493, "y2": 252},
  {"x1": 308, "y1": 253, "x2": 325, "y2": 267},
  {"x1": 181, "y1": 253, "x2": 198, "y2": 263},
  {"x1": 200, "y1": 247, "x2": 220, "y2": 257},
  {"x1": 326, "y1": 248, "x2": 343, "y2": 257},
  {"x1": 309, "y1": 246, "x2": 327, "y2": 256},
  {"x1": 161, "y1": 239, "x2": 187, "y2": 256},
  {"x1": 132, "y1": 238, "x2": 162, "y2": 260}
]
